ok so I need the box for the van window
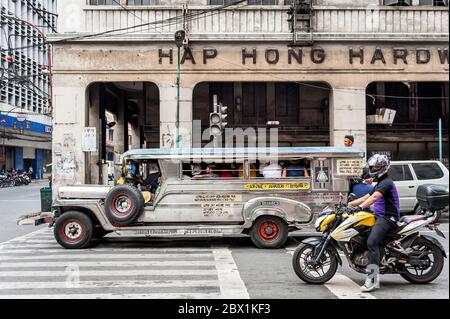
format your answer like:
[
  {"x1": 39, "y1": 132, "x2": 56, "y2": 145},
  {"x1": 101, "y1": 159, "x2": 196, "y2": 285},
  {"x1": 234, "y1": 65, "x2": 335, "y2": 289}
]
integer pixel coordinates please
[
  {"x1": 389, "y1": 165, "x2": 413, "y2": 181},
  {"x1": 412, "y1": 163, "x2": 444, "y2": 180}
]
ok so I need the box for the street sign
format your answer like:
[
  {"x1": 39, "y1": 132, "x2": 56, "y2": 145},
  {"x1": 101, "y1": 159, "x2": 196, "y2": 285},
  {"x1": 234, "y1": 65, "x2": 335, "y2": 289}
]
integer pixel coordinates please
[{"x1": 82, "y1": 127, "x2": 97, "y2": 152}]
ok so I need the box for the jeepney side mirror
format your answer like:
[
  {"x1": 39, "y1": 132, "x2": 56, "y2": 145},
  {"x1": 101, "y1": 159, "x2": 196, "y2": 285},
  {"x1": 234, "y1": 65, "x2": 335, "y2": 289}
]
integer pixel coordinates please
[{"x1": 348, "y1": 193, "x2": 357, "y2": 202}]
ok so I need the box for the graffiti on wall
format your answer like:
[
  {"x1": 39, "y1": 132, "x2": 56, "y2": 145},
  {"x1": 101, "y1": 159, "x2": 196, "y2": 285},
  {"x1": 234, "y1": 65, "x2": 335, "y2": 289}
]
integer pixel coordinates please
[{"x1": 54, "y1": 133, "x2": 79, "y2": 181}]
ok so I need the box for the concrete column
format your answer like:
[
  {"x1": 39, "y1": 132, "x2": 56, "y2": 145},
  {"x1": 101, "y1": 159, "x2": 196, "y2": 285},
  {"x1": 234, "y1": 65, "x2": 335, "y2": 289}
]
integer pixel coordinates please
[
  {"x1": 160, "y1": 85, "x2": 193, "y2": 149},
  {"x1": 52, "y1": 82, "x2": 87, "y2": 197},
  {"x1": 113, "y1": 92, "x2": 126, "y2": 180},
  {"x1": 329, "y1": 86, "x2": 367, "y2": 152},
  {"x1": 87, "y1": 84, "x2": 101, "y2": 184}
]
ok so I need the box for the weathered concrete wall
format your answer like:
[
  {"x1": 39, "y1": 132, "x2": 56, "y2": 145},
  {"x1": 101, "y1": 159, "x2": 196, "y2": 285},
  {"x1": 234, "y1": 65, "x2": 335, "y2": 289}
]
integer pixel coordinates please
[{"x1": 50, "y1": 41, "x2": 448, "y2": 185}]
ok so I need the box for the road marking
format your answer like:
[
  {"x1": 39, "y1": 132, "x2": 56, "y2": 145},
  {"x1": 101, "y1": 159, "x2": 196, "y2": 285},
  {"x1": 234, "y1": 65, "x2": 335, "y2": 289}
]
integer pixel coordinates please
[
  {"x1": 325, "y1": 273, "x2": 376, "y2": 299},
  {"x1": 212, "y1": 246, "x2": 249, "y2": 299},
  {"x1": 0, "y1": 293, "x2": 222, "y2": 299},
  {"x1": 0, "y1": 280, "x2": 219, "y2": 290},
  {"x1": 0, "y1": 260, "x2": 216, "y2": 268},
  {"x1": 8, "y1": 239, "x2": 56, "y2": 244},
  {"x1": 0, "y1": 228, "x2": 48, "y2": 245},
  {"x1": 0, "y1": 247, "x2": 214, "y2": 253},
  {"x1": 287, "y1": 246, "x2": 376, "y2": 299},
  {"x1": 0, "y1": 269, "x2": 218, "y2": 277},
  {"x1": 0, "y1": 253, "x2": 212, "y2": 260},
  {"x1": 0, "y1": 200, "x2": 40, "y2": 202}
]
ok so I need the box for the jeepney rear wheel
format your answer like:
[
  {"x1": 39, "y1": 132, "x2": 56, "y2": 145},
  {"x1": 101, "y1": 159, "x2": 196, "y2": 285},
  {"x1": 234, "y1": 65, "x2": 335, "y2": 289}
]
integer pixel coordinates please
[
  {"x1": 250, "y1": 216, "x2": 288, "y2": 249},
  {"x1": 104, "y1": 184, "x2": 144, "y2": 226},
  {"x1": 54, "y1": 211, "x2": 93, "y2": 249}
]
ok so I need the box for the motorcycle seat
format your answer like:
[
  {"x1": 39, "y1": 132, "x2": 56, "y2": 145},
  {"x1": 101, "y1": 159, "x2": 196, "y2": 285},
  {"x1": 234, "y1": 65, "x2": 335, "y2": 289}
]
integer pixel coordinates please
[{"x1": 399, "y1": 215, "x2": 427, "y2": 224}]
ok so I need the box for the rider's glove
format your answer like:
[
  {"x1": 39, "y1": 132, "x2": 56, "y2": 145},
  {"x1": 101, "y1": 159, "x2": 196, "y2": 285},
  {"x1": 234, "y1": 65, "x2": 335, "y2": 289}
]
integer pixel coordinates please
[{"x1": 350, "y1": 205, "x2": 363, "y2": 213}]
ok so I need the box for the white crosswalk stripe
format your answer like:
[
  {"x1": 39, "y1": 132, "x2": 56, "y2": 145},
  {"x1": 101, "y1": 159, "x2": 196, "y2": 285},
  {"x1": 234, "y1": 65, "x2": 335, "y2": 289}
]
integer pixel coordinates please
[
  {"x1": 0, "y1": 229, "x2": 249, "y2": 299},
  {"x1": 285, "y1": 246, "x2": 377, "y2": 299}
]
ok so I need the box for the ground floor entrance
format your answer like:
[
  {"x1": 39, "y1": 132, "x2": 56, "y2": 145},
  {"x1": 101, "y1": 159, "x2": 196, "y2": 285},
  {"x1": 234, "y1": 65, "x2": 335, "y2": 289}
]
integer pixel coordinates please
[{"x1": 366, "y1": 81, "x2": 449, "y2": 165}]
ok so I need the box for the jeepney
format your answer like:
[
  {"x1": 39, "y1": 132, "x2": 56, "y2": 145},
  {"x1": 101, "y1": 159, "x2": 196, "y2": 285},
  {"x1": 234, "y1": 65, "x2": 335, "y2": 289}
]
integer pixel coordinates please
[{"x1": 20, "y1": 147, "x2": 364, "y2": 249}]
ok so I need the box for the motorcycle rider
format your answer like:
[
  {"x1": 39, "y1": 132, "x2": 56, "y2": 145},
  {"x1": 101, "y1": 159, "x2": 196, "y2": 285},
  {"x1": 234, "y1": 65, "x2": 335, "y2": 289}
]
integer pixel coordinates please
[{"x1": 348, "y1": 154, "x2": 400, "y2": 292}]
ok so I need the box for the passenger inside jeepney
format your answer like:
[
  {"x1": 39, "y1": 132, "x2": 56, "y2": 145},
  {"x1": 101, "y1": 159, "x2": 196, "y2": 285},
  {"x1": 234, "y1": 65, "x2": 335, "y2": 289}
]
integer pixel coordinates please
[
  {"x1": 192, "y1": 163, "x2": 219, "y2": 179},
  {"x1": 125, "y1": 161, "x2": 161, "y2": 203},
  {"x1": 282, "y1": 159, "x2": 310, "y2": 178}
]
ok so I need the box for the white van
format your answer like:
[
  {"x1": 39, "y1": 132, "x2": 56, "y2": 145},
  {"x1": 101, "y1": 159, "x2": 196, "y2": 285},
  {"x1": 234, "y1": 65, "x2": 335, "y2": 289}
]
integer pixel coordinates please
[{"x1": 389, "y1": 161, "x2": 449, "y2": 214}]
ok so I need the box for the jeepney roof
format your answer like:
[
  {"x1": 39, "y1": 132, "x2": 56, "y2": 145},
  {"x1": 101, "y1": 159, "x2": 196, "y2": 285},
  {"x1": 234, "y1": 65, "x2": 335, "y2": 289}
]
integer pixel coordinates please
[{"x1": 122, "y1": 147, "x2": 365, "y2": 160}]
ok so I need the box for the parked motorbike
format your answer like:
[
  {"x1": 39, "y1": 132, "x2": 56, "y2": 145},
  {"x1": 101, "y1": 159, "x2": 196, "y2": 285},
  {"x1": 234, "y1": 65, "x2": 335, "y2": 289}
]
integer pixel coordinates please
[
  {"x1": 292, "y1": 184, "x2": 447, "y2": 285},
  {"x1": 0, "y1": 174, "x2": 8, "y2": 188}
]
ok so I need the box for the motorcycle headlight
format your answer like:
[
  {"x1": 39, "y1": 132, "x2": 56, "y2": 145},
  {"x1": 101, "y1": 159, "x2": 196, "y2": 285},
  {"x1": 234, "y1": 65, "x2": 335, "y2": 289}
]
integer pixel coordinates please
[{"x1": 315, "y1": 215, "x2": 327, "y2": 231}]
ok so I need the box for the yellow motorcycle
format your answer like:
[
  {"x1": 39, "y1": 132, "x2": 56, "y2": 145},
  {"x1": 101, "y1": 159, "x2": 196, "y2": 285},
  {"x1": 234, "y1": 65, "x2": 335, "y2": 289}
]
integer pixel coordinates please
[{"x1": 292, "y1": 185, "x2": 447, "y2": 284}]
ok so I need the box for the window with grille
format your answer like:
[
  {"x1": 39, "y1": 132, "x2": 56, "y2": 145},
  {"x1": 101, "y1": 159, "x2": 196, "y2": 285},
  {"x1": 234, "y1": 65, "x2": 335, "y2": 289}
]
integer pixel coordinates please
[
  {"x1": 209, "y1": 0, "x2": 249, "y2": 5},
  {"x1": 383, "y1": 0, "x2": 412, "y2": 5},
  {"x1": 89, "y1": 0, "x2": 160, "y2": 4}
]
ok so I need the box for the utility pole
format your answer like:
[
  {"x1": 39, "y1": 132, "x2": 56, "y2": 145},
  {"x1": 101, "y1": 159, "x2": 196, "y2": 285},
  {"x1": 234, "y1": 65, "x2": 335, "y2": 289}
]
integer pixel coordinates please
[
  {"x1": 174, "y1": 30, "x2": 186, "y2": 149},
  {"x1": 173, "y1": 2, "x2": 190, "y2": 149}
]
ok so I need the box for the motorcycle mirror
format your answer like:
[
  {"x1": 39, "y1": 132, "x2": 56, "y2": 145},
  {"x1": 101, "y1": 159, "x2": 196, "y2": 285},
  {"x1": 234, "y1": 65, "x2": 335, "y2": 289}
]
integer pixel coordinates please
[{"x1": 347, "y1": 193, "x2": 357, "y2": 202}]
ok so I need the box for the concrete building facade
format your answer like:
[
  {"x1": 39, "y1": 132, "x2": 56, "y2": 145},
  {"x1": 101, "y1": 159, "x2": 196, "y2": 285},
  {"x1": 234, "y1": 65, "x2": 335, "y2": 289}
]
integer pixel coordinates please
[
  {"x1": 49, "y1": 0, "x2": 448, "y2": 188},
  {"x1": 1, "y1": 0, "x2": 56, "y2": 178}
]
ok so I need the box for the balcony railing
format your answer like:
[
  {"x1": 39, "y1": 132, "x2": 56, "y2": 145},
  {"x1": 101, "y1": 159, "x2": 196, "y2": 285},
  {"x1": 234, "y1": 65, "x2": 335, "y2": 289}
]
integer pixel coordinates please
[{"x1": 77, "y1": 5, "x2": 449, "y2": 40}]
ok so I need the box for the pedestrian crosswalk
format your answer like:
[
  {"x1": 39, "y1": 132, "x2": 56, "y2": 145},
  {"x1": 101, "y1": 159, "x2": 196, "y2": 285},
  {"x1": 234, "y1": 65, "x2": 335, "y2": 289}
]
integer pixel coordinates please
[{"x1": 0, "y1": 229, "x2": 249, "y2": 299}]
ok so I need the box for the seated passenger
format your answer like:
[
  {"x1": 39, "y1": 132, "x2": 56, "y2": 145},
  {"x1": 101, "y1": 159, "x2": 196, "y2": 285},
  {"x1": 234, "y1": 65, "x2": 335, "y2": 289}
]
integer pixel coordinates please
[
  {"x1": 217, "y1": 163, "x2": 235, "y2": 179},
  {"x1": 282, "y1": 159, "x2": 309, "y2": 178},
  {"x1": 261, "y1": 161, "x2": 282, "y2": 178},
  {"x1": 192, "y1": 164, "x2": 219, "y2": 179}
]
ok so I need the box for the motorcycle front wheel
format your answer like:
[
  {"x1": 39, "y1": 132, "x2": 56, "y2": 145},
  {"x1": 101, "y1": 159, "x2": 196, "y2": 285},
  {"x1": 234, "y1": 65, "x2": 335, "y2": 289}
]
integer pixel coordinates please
[
  {"x1": 400, "y1": 238, "x2": 444, "y2": 284},
  {"x1": 292, "y1": 243, "x2": 338, "y2": 284}
]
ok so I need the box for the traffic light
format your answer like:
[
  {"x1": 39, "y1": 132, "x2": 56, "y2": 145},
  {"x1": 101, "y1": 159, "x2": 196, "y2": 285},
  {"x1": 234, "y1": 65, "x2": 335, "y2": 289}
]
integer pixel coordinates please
[
  {"x1": 209, "y1": 103, "x2": 228, "y2": 136},
  {"x1": 174, "y1": 30, "x2": 186, "y2": 48}
]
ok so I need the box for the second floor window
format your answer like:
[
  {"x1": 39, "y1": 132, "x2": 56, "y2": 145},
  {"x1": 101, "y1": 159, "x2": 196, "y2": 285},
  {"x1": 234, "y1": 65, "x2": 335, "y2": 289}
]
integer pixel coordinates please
[
  {"x1": 384, "y1": 0, "x2": 448, "y2": 5},
  {"x1": 209, "y1": 0, "x2": 277, "y2": 4}
]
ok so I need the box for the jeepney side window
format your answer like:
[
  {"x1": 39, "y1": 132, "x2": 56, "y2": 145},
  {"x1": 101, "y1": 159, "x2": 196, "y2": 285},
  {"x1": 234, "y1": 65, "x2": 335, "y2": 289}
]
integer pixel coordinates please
[
  {"x1": 281, "y1": 158, "x2": 311, "y2": 178},
  {"x1": 181, "y1": 161, "x2": 243, "y2": 180}
]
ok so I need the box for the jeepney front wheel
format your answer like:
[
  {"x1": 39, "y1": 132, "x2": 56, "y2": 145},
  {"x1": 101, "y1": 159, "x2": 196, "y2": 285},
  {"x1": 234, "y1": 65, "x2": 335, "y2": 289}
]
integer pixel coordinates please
[
  {"x1": 54, "y1": 211, "x2": 93, "y2": 249},
  {"x1": 250, "y1": 216, "x2": 288, "y2": 249}
]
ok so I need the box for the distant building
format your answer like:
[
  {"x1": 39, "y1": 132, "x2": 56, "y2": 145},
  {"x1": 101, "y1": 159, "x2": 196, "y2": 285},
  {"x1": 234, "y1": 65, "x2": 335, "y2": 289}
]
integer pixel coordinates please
[{"x1": 0, "y1": 0, "x2": 57, "y2": 177}]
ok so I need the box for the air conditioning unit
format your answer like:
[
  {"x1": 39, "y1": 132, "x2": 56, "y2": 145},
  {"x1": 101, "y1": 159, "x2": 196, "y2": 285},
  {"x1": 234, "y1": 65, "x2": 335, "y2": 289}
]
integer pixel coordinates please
[{"x1": 366, "y1": 108, "x2": 397, "y2": 125}]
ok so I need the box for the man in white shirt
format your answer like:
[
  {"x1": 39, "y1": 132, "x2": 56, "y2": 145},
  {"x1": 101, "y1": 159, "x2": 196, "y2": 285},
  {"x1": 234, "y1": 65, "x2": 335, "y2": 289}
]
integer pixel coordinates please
[{"x1": 262, "y1": 161, "x2": 282, "y2": 178}]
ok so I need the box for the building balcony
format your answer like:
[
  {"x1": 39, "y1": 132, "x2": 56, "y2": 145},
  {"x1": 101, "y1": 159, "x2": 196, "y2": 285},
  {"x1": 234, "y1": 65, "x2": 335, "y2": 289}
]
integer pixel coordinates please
[{"x1": 54, "y1": 5, "x2": 449, "y2": 42}]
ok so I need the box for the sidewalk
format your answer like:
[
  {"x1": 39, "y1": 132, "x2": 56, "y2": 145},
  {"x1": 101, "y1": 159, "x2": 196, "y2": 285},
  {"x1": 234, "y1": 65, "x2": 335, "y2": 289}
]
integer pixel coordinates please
[{"x1": 31, "y1": 179, "x2": 50, "y2": 186}]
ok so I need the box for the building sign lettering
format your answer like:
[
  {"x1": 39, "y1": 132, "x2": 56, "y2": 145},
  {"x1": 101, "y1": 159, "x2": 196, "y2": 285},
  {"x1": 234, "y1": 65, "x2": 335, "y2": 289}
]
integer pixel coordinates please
[{"x1": 158, "y1": 47, "x2": 449, "y2": 65}]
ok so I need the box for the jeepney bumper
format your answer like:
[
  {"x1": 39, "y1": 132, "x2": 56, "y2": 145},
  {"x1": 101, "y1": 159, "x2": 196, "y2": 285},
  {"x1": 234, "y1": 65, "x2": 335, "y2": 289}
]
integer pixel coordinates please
[{"x1": 17, "y1": 211, "x2": 56, "y2": 226}]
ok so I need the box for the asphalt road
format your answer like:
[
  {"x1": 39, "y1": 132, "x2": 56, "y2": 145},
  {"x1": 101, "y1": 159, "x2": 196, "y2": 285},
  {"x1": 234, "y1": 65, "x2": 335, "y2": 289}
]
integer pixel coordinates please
[
  {"x1": 0, "y1": 182, "x2": 47, "y2": 243},
  {"x1": 0, "y1": 185, "x2": 448, "y2": 299}
]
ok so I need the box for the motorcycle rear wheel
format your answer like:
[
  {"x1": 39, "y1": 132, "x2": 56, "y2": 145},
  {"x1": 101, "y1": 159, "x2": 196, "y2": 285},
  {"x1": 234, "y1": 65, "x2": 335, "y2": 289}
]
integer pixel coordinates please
[
  {"x1": 292, "y1": 243, "x2": 338, "y2": 284},
  {"x1": 400, "y1": 238, "x2": 444, "y2": 284}
]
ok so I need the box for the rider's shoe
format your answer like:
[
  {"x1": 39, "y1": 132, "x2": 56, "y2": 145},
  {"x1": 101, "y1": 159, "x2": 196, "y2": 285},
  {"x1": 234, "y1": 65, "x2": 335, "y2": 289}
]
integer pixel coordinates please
[{"x1": 361, "y1": 264, "x2": 380, "y2": 292}]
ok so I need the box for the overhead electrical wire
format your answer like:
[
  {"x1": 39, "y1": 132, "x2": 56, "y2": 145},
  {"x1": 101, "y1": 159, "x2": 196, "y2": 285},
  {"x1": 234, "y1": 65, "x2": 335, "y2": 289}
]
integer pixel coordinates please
[
  {"x1": 52, "y1": 0, "x2": 247, "y2": 43},
  {"x1": 95, "y1": 2, "x2": 448, "y2": 101}
]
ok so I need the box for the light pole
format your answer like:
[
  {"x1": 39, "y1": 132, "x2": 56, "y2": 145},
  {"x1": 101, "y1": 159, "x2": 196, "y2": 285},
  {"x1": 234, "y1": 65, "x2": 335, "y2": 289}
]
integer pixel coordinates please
[{"x1": 174, "y1": 30, "x2": 186, "y2": 149}]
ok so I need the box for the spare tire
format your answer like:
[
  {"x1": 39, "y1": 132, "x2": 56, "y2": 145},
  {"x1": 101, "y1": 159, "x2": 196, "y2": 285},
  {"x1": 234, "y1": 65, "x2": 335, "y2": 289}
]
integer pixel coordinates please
[{"x1": 104, "y1": 184, "x2": 144, "y2": 226}]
